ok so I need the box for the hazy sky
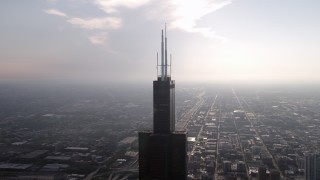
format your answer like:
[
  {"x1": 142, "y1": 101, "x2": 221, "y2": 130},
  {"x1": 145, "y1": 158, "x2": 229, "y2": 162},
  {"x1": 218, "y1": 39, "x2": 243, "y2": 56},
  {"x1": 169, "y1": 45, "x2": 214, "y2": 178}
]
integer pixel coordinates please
[{"x1": 1, "y1": 0, "x2": 320, "y2": 84}]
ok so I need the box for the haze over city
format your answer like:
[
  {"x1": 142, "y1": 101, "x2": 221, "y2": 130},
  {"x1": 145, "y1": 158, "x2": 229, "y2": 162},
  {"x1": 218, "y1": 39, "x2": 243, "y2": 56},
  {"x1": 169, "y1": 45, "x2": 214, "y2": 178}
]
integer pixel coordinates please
[
  {"x1": 2, "y1": 1, "x2": 320, "y2": 180},
  {"x1": 1, "y1": 0, "x2": 320, "y2": 84}
]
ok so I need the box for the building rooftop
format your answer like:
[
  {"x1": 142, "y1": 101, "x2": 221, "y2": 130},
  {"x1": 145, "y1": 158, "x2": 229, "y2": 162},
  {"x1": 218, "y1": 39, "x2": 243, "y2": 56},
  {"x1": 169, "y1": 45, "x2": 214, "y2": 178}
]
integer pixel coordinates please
[
  {"x1": 45, "y1": 156, "x2": 71, "y2": 161},
  {"x1": 0, "y1": 163, "x2": 33, "y2": 170},
  {"x1": 20, "y1": 150, "x2": 49, "y2": 159},
  {"x1": 65, "y1": 147, "x2": 89, "y2": 151}
]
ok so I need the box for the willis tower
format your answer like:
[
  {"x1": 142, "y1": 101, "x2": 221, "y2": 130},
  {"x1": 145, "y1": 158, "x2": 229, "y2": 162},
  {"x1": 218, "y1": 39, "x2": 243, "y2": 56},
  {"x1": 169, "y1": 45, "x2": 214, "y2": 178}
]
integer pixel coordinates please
[{"x1": 138, "y1": 27, "x2": 187, "y2": 180}]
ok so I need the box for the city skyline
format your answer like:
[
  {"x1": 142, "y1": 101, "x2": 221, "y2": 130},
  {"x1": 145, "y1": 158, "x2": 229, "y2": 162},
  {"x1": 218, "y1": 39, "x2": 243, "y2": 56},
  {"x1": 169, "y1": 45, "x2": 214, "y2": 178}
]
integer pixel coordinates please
[{"x1": 1, "y1": 0, "x2": 320, "y2": 84}]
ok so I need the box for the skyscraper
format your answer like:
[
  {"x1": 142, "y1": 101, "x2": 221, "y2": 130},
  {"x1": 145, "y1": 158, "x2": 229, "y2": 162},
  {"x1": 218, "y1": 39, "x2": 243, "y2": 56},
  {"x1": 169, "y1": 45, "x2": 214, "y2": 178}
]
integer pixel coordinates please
[
  {"x1": 138, "y1": 27, "x2": 187, "y2": 180},
  {"x1": 305, "y1": 153, "x2": 320, "y2": 180}
]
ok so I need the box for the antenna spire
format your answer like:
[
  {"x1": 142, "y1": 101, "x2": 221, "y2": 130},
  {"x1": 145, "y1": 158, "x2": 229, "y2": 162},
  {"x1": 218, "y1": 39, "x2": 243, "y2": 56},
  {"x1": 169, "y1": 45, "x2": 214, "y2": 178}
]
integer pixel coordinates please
[
  {"x1": 161, "y1": 30, "x2": 164, "y2": 81},
  {"x1": 170, "y1": 54, "x2": 172, "y2": 77},
  {"x1": 157, "y1": 24, "x2": 171, "y2": 81},
  {"x1": 165, "y1": 23, "x2": 168, "y2": 79}
]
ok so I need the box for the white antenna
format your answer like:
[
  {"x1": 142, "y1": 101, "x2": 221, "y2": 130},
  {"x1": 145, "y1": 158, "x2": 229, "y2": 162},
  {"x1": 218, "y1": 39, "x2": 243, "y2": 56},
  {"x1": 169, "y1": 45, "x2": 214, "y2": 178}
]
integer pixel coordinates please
[
  {"x1": 161, "y1": 30, "x2": 164, "y2": 81},
  {"x1": 165, "y1": 23, "x2": 168, "y2": 79},
  {"x1": 157, "y1": 52, "x2": 159, "y2": 77},
  {"x1": 170, "y1": 54, "x2": 172, "y2": 77}
]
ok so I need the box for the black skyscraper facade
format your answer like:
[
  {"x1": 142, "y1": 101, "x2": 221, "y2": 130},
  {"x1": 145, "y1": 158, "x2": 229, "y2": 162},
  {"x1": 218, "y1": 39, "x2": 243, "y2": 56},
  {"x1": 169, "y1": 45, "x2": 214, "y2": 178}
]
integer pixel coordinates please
[
  {"x1": 305, "y1": 153, "x2": 320, "y2": 180},
  {"x1": 139, "y1": 27, "x2": 187, "y2": 180}
]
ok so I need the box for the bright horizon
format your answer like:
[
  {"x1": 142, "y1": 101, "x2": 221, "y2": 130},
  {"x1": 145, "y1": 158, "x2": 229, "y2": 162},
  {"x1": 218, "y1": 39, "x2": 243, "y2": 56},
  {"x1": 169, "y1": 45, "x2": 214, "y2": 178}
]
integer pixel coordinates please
[{"x1": 1, "y1": 0, "x2": 320, "y2": 84}]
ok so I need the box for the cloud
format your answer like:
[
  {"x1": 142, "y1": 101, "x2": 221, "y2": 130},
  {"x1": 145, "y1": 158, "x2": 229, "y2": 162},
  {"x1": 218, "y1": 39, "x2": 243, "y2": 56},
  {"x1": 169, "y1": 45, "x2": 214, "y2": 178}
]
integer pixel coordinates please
[
  {"x1": 88, "y1": 33, "x2": 107, "y2": 45},
  {"x1": 94, "y1": 0, "x2": 150, "y2": 13},
  {"x1": 46, "y1": 0, "x2": 58, "y2": 3},
  {"x1": 144, "y1": 0, "x2": 231, "y2": 39},
  {"x1": 67, "y1": 17, "x2": 122, "y2": 30},
  {"x1": 44, "y1": 0, "x2": 231, "y2": 46},
  {"x1": 44, "y1": 9, "x2": 67, "y2": 17},
  {"x1": 169, "y1": 0, "x2": 231, "y2": 38}
]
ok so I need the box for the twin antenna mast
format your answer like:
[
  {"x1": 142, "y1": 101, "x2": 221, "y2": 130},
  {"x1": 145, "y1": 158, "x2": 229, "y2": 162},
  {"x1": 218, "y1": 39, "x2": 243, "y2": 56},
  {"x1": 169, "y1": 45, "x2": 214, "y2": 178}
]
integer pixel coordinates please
[{"x1": 157, "y1": 24, "x2": 172, "y2": 81}]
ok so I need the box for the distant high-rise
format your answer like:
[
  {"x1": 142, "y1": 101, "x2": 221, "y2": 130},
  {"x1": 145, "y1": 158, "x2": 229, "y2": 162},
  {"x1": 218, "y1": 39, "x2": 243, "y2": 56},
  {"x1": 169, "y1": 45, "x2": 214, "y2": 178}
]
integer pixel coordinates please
[
  {"x1": 138, "y1": 26, "x2": 187, "y2": 180},
  {"x1": 305, "y1": 153, "x2": 320, "y2": 180},
  {"x1": 269, "y1": 169, "x2": 280, "y2": 180},
  {"x1": 258, "y1": 166, "x2": 267, "y2": 180}
]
